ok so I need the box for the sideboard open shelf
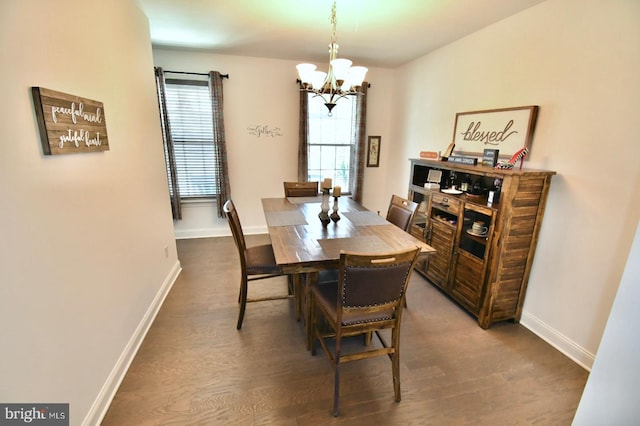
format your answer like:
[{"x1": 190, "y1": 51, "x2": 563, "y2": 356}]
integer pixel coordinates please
[{"x1": 408, "y1": 158, "x2": 555, "y2": 328}]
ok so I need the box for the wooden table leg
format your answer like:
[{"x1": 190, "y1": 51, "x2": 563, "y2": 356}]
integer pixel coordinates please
[
  {"x1": 305, "y1": 271, "x2": 318, "y2": 351},
  {"x1": 293, "y1": 273, "x2": 301, "y2": 321}
]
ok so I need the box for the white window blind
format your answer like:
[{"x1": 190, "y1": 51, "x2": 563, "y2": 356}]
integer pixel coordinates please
[
  {"x1": 306, "y1": 94, "x2": 357, "y2": 192},
  {"x1": 164, "y1": 79, "x2": 217, "y2": 198}
]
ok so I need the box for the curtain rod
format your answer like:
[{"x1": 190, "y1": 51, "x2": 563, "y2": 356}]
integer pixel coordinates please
[{"x1": 164, "y1": 70, "x2": 229, "y2": 79}]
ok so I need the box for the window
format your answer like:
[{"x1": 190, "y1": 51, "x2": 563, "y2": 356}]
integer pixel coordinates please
[
  {"x1": 306, "y1": 94, "x2": 357, "y2": 193},
  {"x1": 163, "y1": 79, "x2": 217, "y2": 198}
]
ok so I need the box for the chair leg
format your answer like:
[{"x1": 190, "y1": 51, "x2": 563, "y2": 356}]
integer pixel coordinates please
[
  {"x1": 364, "y1": 331, "x2": 372, "y2": 346},
  {"x1": 333, "y1": 354, "x2": 340, "y2": 416},
  {"x1": 392, "y1": 352, "x2": 401, "y2": 402},
  {"x1": 392, "y1": 328, "x2": 401, "y2": 402},
  {"x1": 236, "y1": 276, "x2": 248, "y2": 330}
]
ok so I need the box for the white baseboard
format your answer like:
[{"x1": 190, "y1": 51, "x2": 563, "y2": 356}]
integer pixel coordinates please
[
  {"x1": 520, "y1": 310, "x2": 595, "y2": 371},
  {"x1": 174, "y1": 225, "x2": 267, "y2": 240},
  {"x1": 174, "y1": 227, "x2": 229, "y2": 239},
  {"x1": 82, "y1": 260, "x2": 182, "y2": 426}
]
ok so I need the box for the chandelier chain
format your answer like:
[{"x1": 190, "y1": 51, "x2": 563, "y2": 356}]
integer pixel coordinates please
[{"x1": 330, "y1": 0, "x2": 337, "y2": 45}]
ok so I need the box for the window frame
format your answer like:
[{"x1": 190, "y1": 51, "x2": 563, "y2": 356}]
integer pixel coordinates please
[
  {"x1": 305, "y1": 93, "x2": 358, "y2": 194},
  {"x1": 163, "y1": 78, "x2": 218, "y2": 200}
]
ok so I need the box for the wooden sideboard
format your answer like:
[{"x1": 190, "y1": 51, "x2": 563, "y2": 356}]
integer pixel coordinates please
[{"x1": 407, "y1": 159, "x2": 555, "y2": 328}]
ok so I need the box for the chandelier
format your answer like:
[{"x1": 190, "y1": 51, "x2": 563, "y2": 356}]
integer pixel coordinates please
[{"x1": 296, "y1": 0, "x2": 368, "y2": 115}]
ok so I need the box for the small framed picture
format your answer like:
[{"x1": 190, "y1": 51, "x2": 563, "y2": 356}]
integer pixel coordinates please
[
  {"x1": 482, "y1": 149, "x2": 500, "y2": 167},
  {"x1": 367, "y1": 136, "x2": 381, "y2": 167}
]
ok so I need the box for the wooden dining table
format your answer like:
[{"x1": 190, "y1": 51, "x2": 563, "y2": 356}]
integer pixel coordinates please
[
  {"x1": 262, "y1": 195, "x2": 436, "y2": 346},
  {"x1": 263, "y1": 196, "x2": 435, "y2": 272}
]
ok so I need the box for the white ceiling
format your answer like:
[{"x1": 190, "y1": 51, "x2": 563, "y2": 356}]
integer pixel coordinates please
[{"x1": 137, "y1": 0, "x2": 546, "y2": 68}]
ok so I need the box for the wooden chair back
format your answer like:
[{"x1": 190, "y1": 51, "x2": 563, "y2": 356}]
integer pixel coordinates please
[
  {"x1": 386, "y1": 195, "x2": 418, "y2": 232},
  {"x1": 283, "y1": 181, "x2": 319, "y2": 197},
  {"x1": 337, "y1": 247, "x2": 420, "y2": 329},
  {"x1": 223, "y1": 199, "x2": 247, "y2": 257}
]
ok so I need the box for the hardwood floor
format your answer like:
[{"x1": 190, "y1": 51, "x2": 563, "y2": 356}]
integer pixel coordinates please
[{"x1": 102, "y1": 235, "x2": 588, "y2": 425}]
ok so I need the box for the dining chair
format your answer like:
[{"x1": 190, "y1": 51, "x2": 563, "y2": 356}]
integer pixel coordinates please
[
  {"x1": 386, "y1": 194, "x2": 418, "y2": 232},
  {"x1": 309, "y1": 247, "x2": 421, "y2": 416},
  {"x1": 283, "y1": 181, "x2": 319, "y2": 197},
  {"x1": 223, "y1": 199, "x2": 294, "y2": 330}
]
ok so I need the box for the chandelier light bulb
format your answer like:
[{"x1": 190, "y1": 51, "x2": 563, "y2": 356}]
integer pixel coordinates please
[
  {"x1": 330, "y1": 58, "x2": 353, "y2": 82},
  {"x1": 296, "y1": 63, "x2": 316, "y2": 86},
  {"x1": 347, "y1": 66, "x2": 368, "y2": 88},
  {"x1": 310, "y1": 71, "x2": 327, "y2": 90}
]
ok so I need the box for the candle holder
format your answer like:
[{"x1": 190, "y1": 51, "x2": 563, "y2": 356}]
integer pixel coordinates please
[
  {"x1": 319, "y1": 188, "x2": 331, "y2": 227},
  {"x1": 330, "y1": 196, "x2": 340, "y2": 223}
]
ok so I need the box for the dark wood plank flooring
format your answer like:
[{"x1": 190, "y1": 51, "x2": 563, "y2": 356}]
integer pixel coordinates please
[{"x1": 102, "y1": 235, "x2": 588, "y2": 425}]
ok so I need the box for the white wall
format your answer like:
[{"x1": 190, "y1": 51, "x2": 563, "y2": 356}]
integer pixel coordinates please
[
  {"x1": 573, "y1": 220, "x2": 640, "y2": 424},
  {"x1": 152, "y1": 48, "x2": 396, "y2": 238},
  {"x1": 0, "y1": 1, "x2": 180, "y2": 424},
  {"x1": 390, "y1": 0, "x2": 640, "y2": 367}
]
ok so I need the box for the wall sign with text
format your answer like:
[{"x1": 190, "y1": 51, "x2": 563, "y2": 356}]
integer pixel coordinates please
[
  {"x1": 247, "y1": 124, "x2": 282, "y2": 138},
  {"x1": 32, "y1": 87, "x2": 109, "y2": 155},
  {"x1": 452, "y1": 106, "x2": 538, "y2": 159}
]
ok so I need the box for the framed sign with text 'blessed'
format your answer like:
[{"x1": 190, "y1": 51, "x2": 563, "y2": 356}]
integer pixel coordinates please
[{"x1": 451, "y1": 105, "x2": 537, "y2": 159}]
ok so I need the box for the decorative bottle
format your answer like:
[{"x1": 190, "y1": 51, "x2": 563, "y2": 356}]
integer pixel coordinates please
[
  {"x1": 330, "y1": 196, "x2": 340, "y2": 223},
  {"x1": 488, "y1": 178, "x2": 502, "y2": 204},
  {"x1": 448, "y1": 171, "x2": 457, "y2": 189},
  {"x1": 319, "y1": 188, "x2": 331, "y2": 226},
  {"x1": 460, "y1": 174, "x2": 472, "y2": 192}
]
